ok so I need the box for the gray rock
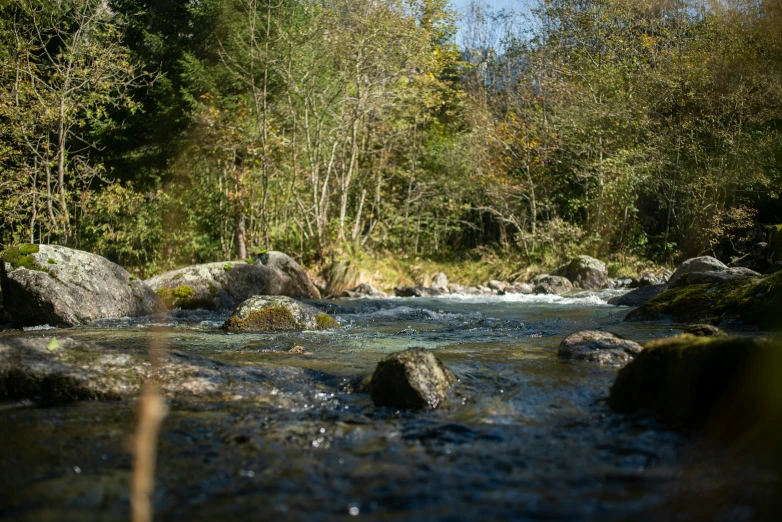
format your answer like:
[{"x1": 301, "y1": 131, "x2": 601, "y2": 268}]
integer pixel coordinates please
[
  {"x1": 683, "y1": 324, "x2": 727, "y2": 337},
  {"x1": 553, "y1": 255, "x2": 608, "y2": 289},
  {"x1": 254, "y1": 251, "x2": 321, "y2": 299},
  {"x1": 367, "y1": 348, "x2": 456, "y2": 409},
  {"x1": 668, "y1": 256, "x2": 727, "y2": 286},
  {"x1": 0, "y1": 336, "x2": 288, "y2": 405},
  {"x1": 431, "y1": 272, "x2": 449, "y2": 290},
  {"x1": 0, "y1": 244, "x2": 163, "y2": 327},
  {"x1": 146, "y1": 260, "x2": 300, "y2": 311},
  {"x1": 532, "y1": 274, "x2": 573, "y2": 295},
  {"x1": 394, "y1": 286, "x2": 444, "y2": 298},
  {"x1": 223, "y1": 295, "x2": 339, "y2": 332},
  {"x1": 338, "y1": 283, "x2": 387, "y2": 298},
  {"x1": 505, "y1": 283, "x2": 534, "y2": 295},
  {"x1": 608, "y1": 284, "x2": 667, "y2": 307},
  {"x1": 557, "y1": 330, "x2": 643, "y2": 365},
  {"x1": 670, "y1": 268, "x2": 760, "y2": 288},
  {"x1": 488, "y1": 280, "x2": 507, "y2": 291}
]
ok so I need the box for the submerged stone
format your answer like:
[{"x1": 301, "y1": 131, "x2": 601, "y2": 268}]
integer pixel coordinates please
[
  {"x1": 223, "y1": 295, "x2": 340, "y2": 332},
  {"x1": 367, "y1": 348, "x2": 456, "y2": 409},
  {"x1": 609, "y1": 334, "x2": 782, "y2": 432},
  {"x1": 0, "y1": 244, "x2": 163, "y2": 327},
  {"x1": 557, "y1": 330, "x2": 643, "y2": 365},
  {"x1": 626, "y1": 271, "x2": 782, "y2": 330},
  {"x1": 683, "y1": 324, "x2": 727, "y2": 337},
  {"x1": 394, "y1": 286, "x2": 444, "y2": 297}
]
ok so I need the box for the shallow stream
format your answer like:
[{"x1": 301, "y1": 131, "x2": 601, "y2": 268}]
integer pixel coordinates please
[{"x1": 0, "y1": 292, "x2": 776, "y2": 521}]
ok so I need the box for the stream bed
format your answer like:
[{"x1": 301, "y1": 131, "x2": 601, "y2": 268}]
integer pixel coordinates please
[{"x1": 0, "y1": 292, "x2": 776, "y2": 521}]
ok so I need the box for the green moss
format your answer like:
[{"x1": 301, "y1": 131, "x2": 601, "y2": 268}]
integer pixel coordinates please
[
  {"x1": 156, "y1": 285, "x2": 215, "y2": 310},
  {"x1": 223, "y1": 264, "x2": 233, "y2": 271},
  {"x1": 609, "y1": 335, "x2": 782, "y2": 433},
  {"x1": 207, "y1": 282, "x2": 218, "y2": 296},
  {"x1": 47, "y1": 258, "x2": 56, "y2": 265},
  {"x1": 223, "y1": 306, "x2": 302, "y2": 332},
  {"x1": 315, "y1": 314, "x2": 340, "y2": 329},
  {"x1": 628, "y1": 271, "x2": 782, "y2": 330},
  {"x1": 1, "y1": 244, "x2": 48, "y2": 274}
]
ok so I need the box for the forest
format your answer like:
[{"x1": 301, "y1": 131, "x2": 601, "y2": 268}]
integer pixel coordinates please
[{"x1": 1, "y1": 0, "x2": 781, "y2": 277}]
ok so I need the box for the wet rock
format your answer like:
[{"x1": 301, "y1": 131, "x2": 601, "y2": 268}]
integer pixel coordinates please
[
  {"x1": 253, "y1": 251, "x2": 321, "y2": 299},
  {"x1": 557, "y1": 330, "x2": 643, "y2": 365},
  {"x1": 768, "y1": 225, "x2": 782, "y2": 267},
  {"x1": 338, "y1": 283, "x2": 387, "y2": 298},
  {"x1": 626, "y1": 271, "x2": 782, "y2": 330},
  {"x1": 366, "y1": 348, "x2": 456, "y2": 409},
  {"x1": 223, "y1": 295, "x2": 340, "y2": 332},
  {"x1": 431, "y1": 273, "x2": 449, "y2": 291},
  {"x1": 553, "y1": 255, "x2": 608, "y2": 289},
  {"x1": 669, "y1": 267, "x2": 760, "y2": 288},
  {"x1": 0, "y1": 244, "x2": 163, "y2": 327},
  {"x1": 532, "y1": 275, "x2": 573, "y2": 295},
  {"x1": 394, "y1": 286, "x2": 444, "y2": 298},
  {"x1": 683, "y1": 324, "x2": 727, "y2": 337},
  {"x1": 609, "y1": 334, "x2": 781, "y2": 431},
  {"x1": 446, "y1": 283, "x2": 464, "y2": 294},
  {"x1": 668, "y1": 256, "x2": 727, "y2": 286},
  {"x1": 608, "y1": 284, "x2": 667, "y2": 307},
  {"x1": 0, "y1": 336, "x2": 287, "y2": 405}
]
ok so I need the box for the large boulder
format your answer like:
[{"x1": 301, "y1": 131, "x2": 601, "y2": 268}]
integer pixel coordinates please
[
  {"x1": 531, "y1": 274, "x2": 573, "y2": 295},
  {"x1": 608, "y1": 284, "x2": 667, "y2": 307},
  {"x1": 626, "y1": 271, "x2": 782, "y2": 330},
  {"x1": 557, "y1": 330, "x2": 643, "y2": 365},
  {"x1": 431, "y1": 272, "x2": 449, "y2": 291},
  {"x1": 608, "y1": 334, "x2": 782, "y2": 432},
  {"x1": 253, "y1": 251, "x2": 321, "y2": 299},
  {"x1": 553, "y1": 255, "x2": 608, "y2": 289},
  {"x1": 146, "y1": 252, "x2": 320, "y2": 311},
  {"x1": 394, "y1": 286, "x2": 444, "y2": 298},
  {"x1": 668, "y1": 256, "x2": 727, "y2": 286},
  {"x1": 338, "y1": 283, "x2": 387, "y2": 298},
  {"x1": 0, "y1": 336, "x2": 286, "y2": 405},
  {"x1": 0, "y1": 244, "x2": 163, "y2": 327},
  {"x1": 365, "y1": 348, "x2": 456, "y2": 409},
  {"x1": 223, "y1": 295, "x2": 339, "y2": 332},
  {"x1": 669, "y1": 267, "x2": 760, "y2": 288}
]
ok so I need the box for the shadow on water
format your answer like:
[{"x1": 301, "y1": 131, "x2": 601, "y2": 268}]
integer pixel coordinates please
[{"x1": 0, "y1": 292, "x2": 777, "y2": 521}]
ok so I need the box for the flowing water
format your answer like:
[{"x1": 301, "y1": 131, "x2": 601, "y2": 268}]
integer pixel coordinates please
[{"x1": 0, "y1": 292, "x2": 776, "y2": 521}]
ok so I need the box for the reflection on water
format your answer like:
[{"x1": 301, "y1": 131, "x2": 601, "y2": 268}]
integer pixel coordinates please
[{"x1": 0, "y1": 293, "x2": 775, "y2": 521}]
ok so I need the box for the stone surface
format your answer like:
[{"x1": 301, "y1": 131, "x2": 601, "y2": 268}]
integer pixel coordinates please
[
  {"x1": 223, "y1": 295, "x2": 339, "y2": 332},
  {"x1": 768, "y1": 225, "x2": 782, "y2": 267},
  {"x1": 337, "y1": 283, "x2": 388, "y2": 298},
  {"x1": 669, "y1": 267, "x2": 760, "y2": 288},
  {"x1": 504, "y1": 283, "x2": 534, "y2": 295},
  {"x1": 394, "y1": 286, "x2": 444, "y2": 298},
  {"x1": 626, "y1": 270, "x2": 782, "y2": 330},
  {"x1": 366, "y1": 348, "x2": 456, "y2": 409},
  {"x1": 146, "y1": 254, "x2": 318, "y2": 311},
  {"x1": 0, "y1": 336, "x2": 290, "y2": 405},
  {"x1": 668, "y1": 256, "x2": 727, "y2": 286},
  {"x1": 608, "y1": 284, "x2": 667, "y2": 307},
  {"x1": 683, "y1": 324, "x2": 727, "y2": 337},
  {"x1": 557, "y1": 330, "x2": 643, "y2": 365},
  {"x1": 254, "y1": 251, "x2": 321, "y2": 299},
  {"x1": 431, "y1": 273, "x2": 449, "y2": 290},
  {"x1": 487, "y1": 280, "x2": 506, "y2": 291},
  {"x1": 0, "y1": 244, "x2": 163, "y2": 327},
  {"x1": 532, "y1": 274, "x2": 573, "y2": 295},
  {"x1": 553, "y1": 256, "x2": 608, "y2": 289},
  {"x1": 608, "y1": 334, "x2": 780, "y2": 431}
]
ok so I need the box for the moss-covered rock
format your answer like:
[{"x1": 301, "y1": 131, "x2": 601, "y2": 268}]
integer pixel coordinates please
[
  {"x1": 1, "y1": 244, "x2": 47, "y2": 273},
  {"x1": 223, "y1": 296, "x2": 340, "y2": 332},
  {"x1": 609, "y1": 334, "x2": 782, "y2": 432},
  {"x1": 156, "y1": 285, "x2": 216, "y2": 311},
  {"x1": 626, "y1": 271, "x2": 782, "y2": 330}
]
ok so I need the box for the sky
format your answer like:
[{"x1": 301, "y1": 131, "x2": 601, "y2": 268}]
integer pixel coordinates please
[{"x1": 449, "y1": 0, "x2": 521, "y2": 43}]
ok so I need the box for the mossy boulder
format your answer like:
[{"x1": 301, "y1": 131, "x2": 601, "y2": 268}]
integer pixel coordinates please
[
  {"x1": 147, "y1": 253, "x2": 320, "y2": 312},
  {"x1": 626, "y1": 271, "x2": 782, "y2": 330},
  {"x1": 0, "y1": 336, "x2": 302, "y2": 405},
  {"x1": 553, "y1": 255, "x2": 608, "y2": 289},
  {"x1": 223, "y1": 295, "x2": 340, "y2": 332},
  {"x1": 365, "y1": 348, "x2": 457, "y2": 410},
  {"x1": 609, "y1": 334, "x2": 782, "y2": 432},
  {"x1": 0, "y1": 245, "x2": 163, "y2": 327}
]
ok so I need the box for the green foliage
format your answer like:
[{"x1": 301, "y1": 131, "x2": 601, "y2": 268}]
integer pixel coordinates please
[{"x1": 156, "y1": 285, "x2": 215, "y2": 310}]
